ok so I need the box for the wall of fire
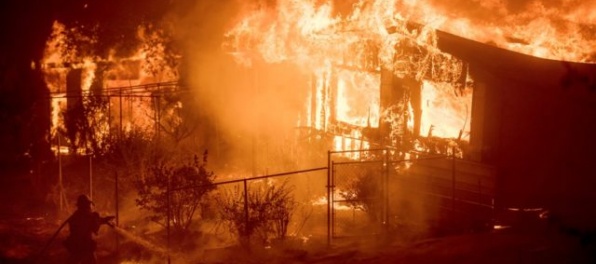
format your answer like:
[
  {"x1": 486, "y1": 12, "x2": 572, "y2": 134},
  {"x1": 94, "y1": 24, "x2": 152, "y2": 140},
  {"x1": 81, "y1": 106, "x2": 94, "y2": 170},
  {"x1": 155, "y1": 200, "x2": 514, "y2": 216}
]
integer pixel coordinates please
[{"x1": 303, "y1": 38, "x2": 476, "y2": 160}]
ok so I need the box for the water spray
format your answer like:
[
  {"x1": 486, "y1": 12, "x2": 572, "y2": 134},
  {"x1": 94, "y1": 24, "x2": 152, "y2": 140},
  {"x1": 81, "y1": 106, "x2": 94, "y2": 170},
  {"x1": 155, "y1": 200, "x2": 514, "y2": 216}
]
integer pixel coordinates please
[{"x1": 110, "y1": 226, "x2": 168, "y2": 256}]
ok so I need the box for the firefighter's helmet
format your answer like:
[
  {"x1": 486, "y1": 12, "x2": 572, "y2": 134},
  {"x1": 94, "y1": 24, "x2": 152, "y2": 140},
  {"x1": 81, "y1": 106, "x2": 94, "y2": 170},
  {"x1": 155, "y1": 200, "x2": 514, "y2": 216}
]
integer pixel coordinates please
[{"x1": 76, "y1": 194, "x2": 94, "y2": 208}]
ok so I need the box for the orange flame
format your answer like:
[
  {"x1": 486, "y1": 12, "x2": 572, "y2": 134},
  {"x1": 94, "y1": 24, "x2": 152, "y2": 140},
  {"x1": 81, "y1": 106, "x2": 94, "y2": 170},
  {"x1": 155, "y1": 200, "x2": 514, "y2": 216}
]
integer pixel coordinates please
[
  {"x1": 42, "y1": 20, "x2": 180, "y2": 151},
  {"x1": 420, "y1": 80, "x2": 471, "y2": 140},
  {"x1": 225, "y1": 1, "x2": 463, "y2": 153}
]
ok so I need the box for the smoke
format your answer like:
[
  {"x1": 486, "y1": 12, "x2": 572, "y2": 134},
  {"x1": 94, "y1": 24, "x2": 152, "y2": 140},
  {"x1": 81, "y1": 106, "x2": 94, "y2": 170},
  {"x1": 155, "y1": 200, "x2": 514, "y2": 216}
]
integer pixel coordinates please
[
  {"x1": 402, "y1": 0, "x2": 595, "y2": 24},
  {"x1": 171, "y1": 0, "x2": 315, "y2": 175}
]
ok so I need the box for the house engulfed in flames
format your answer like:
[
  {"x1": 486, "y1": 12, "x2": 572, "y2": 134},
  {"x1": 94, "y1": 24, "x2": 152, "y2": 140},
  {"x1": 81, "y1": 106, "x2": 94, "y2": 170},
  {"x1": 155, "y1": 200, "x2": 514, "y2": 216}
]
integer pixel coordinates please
[
  {"x1": 224, "y1": 0, "x2": 596, "y2": 225},
  {"x1": 43, "y1": 1, "x2": 596, "y2": 228}
]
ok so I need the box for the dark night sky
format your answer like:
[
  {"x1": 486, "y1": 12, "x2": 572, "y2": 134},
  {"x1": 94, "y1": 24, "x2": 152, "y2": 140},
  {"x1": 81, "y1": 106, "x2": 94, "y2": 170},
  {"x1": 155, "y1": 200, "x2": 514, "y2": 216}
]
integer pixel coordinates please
[
  {"x1": 0, "y1": 0, "x2": 56, "y2": 62},
  {"x1": 0, "y1": 0, "x2": 55, "y2": 169}
]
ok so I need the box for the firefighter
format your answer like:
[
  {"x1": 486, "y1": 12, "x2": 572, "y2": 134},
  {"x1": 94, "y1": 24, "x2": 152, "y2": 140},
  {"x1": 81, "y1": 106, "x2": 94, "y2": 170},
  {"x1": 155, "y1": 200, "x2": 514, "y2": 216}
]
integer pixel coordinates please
[{"x1": 63, "y1": 194, "x2": 114, "y2": 264}]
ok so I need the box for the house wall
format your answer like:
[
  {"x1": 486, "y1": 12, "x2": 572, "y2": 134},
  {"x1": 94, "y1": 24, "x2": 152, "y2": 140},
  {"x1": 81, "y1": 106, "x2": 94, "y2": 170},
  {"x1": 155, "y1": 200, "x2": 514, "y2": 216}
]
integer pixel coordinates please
[{"x1": 437, "y1": 31, "x2": 596, "y2": 228}]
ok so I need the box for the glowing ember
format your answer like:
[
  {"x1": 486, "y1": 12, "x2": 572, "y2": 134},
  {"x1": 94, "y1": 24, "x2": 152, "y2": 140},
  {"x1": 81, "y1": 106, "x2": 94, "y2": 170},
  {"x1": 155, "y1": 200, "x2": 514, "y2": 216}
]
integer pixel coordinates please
[
  {"x1": 493, "y1": 225, "x2": 511, "y2": 230},
  {"x1": 311, "y1": 192, "x2": 354, "y2": 211}
]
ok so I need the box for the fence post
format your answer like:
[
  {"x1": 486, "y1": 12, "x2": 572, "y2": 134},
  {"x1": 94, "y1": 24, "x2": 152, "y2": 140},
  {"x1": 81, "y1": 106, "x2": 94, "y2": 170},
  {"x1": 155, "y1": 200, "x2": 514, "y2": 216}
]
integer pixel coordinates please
[
  {"x1": 384, "y1": 149, "x2": 389, "y2": 228},
  {"x1": 89, "y1": 155, "x2": 93, "y2": 200},
  {"x1": 114, "y1": 171, "x2": 119, "y2": 257},
  {"x1": 451, "y1": 147, "x2": 456, "y2": 211},
  {"x1": 57, "y1": 134, "x2": 64, "y2": 213},
  {"x1": 327, "y1": 151, "x2": 331, "y2": 246},
  {"x1": 243, "y1": 179, "x2": 249, "y2": 244},
  {"x1": 166, "y1": 175, "x2": 171, "y2": 264}
]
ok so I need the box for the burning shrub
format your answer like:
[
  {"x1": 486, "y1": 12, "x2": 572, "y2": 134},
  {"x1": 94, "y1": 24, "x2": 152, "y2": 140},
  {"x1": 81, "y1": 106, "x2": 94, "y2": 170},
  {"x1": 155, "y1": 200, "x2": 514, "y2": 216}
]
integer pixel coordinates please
[
  {"x1": 135, "y1": 151, "x2": 215, "y2": 235},
  {"x1": 217, "y1": 180, "x2": 295, "y2": 247},
  {"x1": 340, "y1": 170, "x2": 383, "y2": 222}
]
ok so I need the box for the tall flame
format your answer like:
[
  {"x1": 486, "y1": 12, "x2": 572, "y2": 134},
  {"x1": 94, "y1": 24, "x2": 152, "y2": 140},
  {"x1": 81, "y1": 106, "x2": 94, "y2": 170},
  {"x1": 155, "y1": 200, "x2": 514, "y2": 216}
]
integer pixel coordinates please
[
  {"x1": 225, "y1": 0, "x2": 470, "y2": 156},
  {"x1": 394, "y1": 0, "x2": 596, "y2": 63},
  {"x1": 227, "y1": 1, "x2": 595, "y2": 68},
  {"x1": 420, "y1": 80, "x2": 471, "y2": 140},
  {"x1": 225, "y1": 0, "x2": 451, "y2": 76}
]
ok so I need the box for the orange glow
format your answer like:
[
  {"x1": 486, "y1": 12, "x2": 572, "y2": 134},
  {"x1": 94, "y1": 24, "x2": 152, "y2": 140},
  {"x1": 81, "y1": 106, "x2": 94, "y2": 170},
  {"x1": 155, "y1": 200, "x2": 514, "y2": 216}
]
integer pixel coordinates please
[
  {"x1": 50, "y1": 96, "x2": 66, "y2": 136},
  {"x1": 420, "y1": 80, "x2": 472, "y2": 141},
  {"x1": 43, "y1": 21, "x2": 69, "y2": 68},
  {"x1": 225, "y1": 0, "x2": 470, "y2": 157},
  {"x1": 42, "y1": 20, "x2": 179, "y2": 152},
  {"x1": 336, "y1": 69, "x2": 380, "y2": 128},
  {"x1": 226, "y1": 1, "x2": 443, "y2": 158},
  {"x1": 393, "y1": 0, "x2": 595, "y2": 63},
  {"x1": 226, "y1": 0, "x2": 449, "y2": 75},
  {"x1": 311, "y1": 192, "x2": 354, "y2": 211}
]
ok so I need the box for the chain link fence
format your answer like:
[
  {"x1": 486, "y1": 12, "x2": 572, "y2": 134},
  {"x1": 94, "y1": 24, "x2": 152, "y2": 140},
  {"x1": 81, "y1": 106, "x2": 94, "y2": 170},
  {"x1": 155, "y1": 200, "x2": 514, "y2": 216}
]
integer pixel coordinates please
[
  {"x1": 51, "y1": 148, "x2": 494, "y2": 262},
  {"x1": 328, "y1": 149, "x2": 496, "y2": 241},
  {"x1": 331, "y1": 160, "x2": 387, "y2": 237}
]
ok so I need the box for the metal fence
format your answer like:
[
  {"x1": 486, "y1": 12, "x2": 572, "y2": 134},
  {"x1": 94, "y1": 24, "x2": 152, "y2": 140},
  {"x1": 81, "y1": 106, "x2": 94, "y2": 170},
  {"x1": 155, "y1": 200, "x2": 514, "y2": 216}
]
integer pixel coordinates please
[
  {"x1": 393, "y1": 153, "x2": 496, "y2": 233},
  {"x1": 136, "y1": 148, "x2": 495, "y2": 261},
  {"x1": 327, "y1": 149, "x2": 389, "y2": 240},
  {"x1": 53, "y1": 147, "x2": 495, "y2": 262},
  {"x1": 327, "y1": 149, "x2": 496, "y2": 243}
]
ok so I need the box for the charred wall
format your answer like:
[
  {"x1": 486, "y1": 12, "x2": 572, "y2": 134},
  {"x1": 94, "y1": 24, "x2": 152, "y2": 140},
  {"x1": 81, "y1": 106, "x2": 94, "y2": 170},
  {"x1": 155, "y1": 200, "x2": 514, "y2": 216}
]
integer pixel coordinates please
[{"x1": 437, "y1": 31, "x2": 596, "y2": 225}]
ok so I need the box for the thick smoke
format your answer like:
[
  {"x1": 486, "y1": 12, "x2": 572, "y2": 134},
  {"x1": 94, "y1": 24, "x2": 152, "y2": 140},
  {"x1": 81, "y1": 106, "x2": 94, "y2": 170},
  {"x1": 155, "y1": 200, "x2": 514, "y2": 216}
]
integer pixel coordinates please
[{"x1": 173, "y1": 0, "x2": 313, "y2": 175}]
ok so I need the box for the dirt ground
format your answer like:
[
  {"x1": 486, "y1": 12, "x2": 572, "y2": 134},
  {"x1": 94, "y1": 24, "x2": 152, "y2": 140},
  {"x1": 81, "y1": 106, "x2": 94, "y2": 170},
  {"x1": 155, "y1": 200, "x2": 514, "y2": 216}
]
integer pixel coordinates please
[{"x1": 1, "y1": 214, "x2": 595, "y2": 264}]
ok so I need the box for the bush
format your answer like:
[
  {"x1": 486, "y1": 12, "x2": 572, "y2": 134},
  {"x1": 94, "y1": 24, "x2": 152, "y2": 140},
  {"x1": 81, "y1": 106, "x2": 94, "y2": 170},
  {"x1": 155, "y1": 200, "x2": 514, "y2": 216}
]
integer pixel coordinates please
[
  {"x1": 135, "y1": 151, "x2": 215, "y2": 235},
  {"x1": 217, "y1": 180, "x2": 295, "y2": 246},
  {"x1": 340, "y1": 170, "x2": 383, "y2": 222}
]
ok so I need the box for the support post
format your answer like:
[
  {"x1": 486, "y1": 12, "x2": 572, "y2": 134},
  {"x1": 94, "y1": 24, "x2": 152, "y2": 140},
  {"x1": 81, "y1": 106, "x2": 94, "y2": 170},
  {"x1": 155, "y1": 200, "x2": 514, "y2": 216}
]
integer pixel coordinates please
[
  {"x1": 243, "y1": 179, "x2": 249, "y2": 244},
  {"x1": 327, "y1": 151, "x2": 331, "y2": 246},
  {"x1": 119, "y1": 89, "x2": 123, "y2": 139},
  {"x1": 89, "y1": 155, "x2": 93, "y2": 200},
  {"x1": 384, "y1": 149, "x2": 389, "y2": 227},
  {"x1": 57, "y1": 134, "x2": 64, "y2": 213},
  {"x1": 451, "y1": 147, "x2": 456, "y2": 211},
  {"x1": 166, "y1": 174, "x2": 171, "y2": 264},
  {"x1": 114, "y1": 171, "x2": 119, "y2": 257}
]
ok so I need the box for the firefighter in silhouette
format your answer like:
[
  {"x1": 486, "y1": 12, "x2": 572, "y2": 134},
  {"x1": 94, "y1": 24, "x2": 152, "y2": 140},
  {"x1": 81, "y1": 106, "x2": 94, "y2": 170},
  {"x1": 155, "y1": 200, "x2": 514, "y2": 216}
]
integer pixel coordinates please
[{"x1": 63, "y1": 194, "x2": 114, "y2": 264}]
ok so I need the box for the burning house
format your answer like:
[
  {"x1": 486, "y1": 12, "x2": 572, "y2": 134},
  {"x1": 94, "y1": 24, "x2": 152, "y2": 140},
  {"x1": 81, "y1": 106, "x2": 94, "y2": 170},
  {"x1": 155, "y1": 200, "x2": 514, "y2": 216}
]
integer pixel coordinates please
[
  {"x1": 222, "y1": 0, "x2": 596, "y2": 231},
  {"x1": 40, "y1": 0, "x2": 596, "y2": 239}
]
